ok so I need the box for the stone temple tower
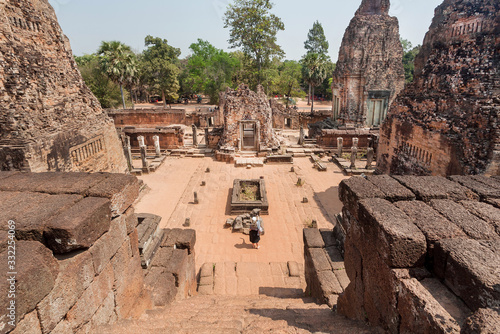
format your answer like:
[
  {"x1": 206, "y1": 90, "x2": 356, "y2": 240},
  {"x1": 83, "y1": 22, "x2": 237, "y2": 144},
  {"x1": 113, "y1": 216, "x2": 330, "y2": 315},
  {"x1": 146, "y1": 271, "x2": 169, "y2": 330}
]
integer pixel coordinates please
[
  {"x1": 376, "y1": 0, "x2": 499, "y2": 176},
  {"x1": 0, "y1": 0, "x2": 128, "y2": 173},
  {"x1": 332, "y1": 0, "x2": 404, "y2": 127}
]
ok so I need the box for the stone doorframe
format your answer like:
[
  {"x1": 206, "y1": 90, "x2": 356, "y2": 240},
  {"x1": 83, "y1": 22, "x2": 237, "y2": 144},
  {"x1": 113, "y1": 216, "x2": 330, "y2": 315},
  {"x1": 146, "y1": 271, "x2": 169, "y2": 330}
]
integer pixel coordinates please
[{"x1": 238, "y1": 120, "x2": 260, "y2": 152}]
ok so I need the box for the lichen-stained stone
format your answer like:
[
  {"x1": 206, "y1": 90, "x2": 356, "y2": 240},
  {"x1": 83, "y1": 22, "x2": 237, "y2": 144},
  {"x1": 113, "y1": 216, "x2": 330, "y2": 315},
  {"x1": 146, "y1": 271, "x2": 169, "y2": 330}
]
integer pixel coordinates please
[
  {"x1": 10, "y1": 310, "x2": 42, "y2": 334},
  {"x1": 434, "y1": 238, "x2": 500, "y2": 311},
  {"x1": 0, "y1": 241, "x2": 58, "y2": 330},
  {"x1": 87, "y1": 174, "x2": 143, "y2": 217},
  {"x1": 393, "y1": 176, "x2": 478, "y2": 202},
  {"x1": 303, "y1": 228, "x2": 325, "y2": 249},
  {"x1": 461, "y1": 308, "x2": 500, "y2": 334},
  {"x1": 358, "y1": 198, "x2": 426, "y2": 268},
  {"x1": 376, "y1": 0, "x2": 500, "y2": 176},
  {"x1": 460, "y1": 200, "x2": 500, "y2": 236},
  {"x1": 395, "y1": 200, "x2": 467, "y2": 258},
  {"x1": 366, "y1": 175, "x2": 416, "y2": 202},
  {"x1": 398, "y1": 278, "x2": 466, "y2": 333},
  {"x1": 44, "y1": 197, "x2": 111, "y2": 253},
  {"x1": 37, "y1": 250, "x2": 95, "y2": 333},
  {"x1": 339, "y1": 176, "x2": 385, "y2": 220},
  {"x1": 430, "y1": 199, "x2": 499, "y2": 240},
  {"x1": 0, "y1": 0, "x2": 127, "y2": 173}
]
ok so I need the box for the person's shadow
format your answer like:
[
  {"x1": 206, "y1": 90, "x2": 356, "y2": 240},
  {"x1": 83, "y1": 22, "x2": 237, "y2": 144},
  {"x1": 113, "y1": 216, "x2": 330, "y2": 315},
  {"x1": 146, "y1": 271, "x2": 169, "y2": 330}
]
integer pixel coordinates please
[{"x1": 234, "y1": 237, "x2": 254, "y2": 249}]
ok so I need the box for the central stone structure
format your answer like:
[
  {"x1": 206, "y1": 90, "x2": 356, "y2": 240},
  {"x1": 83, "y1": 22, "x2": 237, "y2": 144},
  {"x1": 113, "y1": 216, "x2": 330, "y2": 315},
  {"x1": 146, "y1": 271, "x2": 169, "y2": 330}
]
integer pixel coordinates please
[
  {"x1": 218, "y1": 84, "x2": 278, "y2": 153},
  {"x1": 230, "y1": 179, "x2": 269, "y2": 215},
  {"x1": 331, "y1": 0, "x2": 404, "y2": 127},
  {"x1": 0, "y1": 0, "x2": 127, "y2": 172}
]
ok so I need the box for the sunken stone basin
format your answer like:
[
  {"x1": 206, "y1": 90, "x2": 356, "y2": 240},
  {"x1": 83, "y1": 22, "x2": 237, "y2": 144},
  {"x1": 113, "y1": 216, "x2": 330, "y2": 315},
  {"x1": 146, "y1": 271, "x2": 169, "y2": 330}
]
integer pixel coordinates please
[{"x1": 231, "y1": 179, "x2": 269, "y2": 215}]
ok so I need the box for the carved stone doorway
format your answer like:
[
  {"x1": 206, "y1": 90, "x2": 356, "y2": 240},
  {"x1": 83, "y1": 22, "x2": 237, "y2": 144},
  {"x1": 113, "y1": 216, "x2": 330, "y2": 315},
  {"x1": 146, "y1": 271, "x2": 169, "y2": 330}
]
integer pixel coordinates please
[{"x1": 239, "y1": 120, "x2": 259, "y2": 151}]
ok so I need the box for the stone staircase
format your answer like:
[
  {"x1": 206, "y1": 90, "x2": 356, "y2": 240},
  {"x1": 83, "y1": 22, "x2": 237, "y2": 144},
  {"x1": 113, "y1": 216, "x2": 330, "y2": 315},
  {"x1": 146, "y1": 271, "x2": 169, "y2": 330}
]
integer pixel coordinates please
[{"x1": 97, "y1": 294, "x2": 378, "y2": 334}]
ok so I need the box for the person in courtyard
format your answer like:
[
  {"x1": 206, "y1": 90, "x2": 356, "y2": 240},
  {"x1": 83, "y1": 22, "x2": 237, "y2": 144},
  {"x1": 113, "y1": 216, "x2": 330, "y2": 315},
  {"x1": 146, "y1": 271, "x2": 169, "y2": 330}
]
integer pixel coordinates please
[{"x1": 249, "y1": 216, "x2": 264, "y2": 249}]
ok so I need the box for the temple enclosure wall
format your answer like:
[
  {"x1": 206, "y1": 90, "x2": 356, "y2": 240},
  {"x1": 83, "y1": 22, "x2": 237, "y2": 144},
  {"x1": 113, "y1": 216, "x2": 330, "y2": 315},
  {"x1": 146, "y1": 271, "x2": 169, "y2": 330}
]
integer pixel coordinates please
[
  {"x1": 377, "y1": 0, "x2": 500, "y2": 176},
  {"x1": 331, "y1": 174, "x2": 500, "y2": 333},
  {"x1": 108, "y1": 109, "x2": 219, "y2": 129},
  {"x1": 0, "y1": 172, "x2": 196, "y2": 334},
  {"x1": 0, "y1": 0, "x2": 127, "y2": 173}
]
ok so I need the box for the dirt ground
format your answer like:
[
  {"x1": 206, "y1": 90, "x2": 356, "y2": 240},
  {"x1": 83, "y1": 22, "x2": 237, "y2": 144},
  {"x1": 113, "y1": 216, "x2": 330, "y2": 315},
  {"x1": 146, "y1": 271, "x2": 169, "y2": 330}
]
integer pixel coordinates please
[{"x1": 134, "y1": 156, "x2": 348, "y2": 274}]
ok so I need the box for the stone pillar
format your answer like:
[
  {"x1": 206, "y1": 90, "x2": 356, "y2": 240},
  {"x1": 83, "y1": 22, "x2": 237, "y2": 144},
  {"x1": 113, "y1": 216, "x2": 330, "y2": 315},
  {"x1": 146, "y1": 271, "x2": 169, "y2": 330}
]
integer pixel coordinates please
[
  {"x1": 123, "y1": 136, "x2": 133, "y2": 171},
  {"x1": 138, "y1": 136, "x2": 145, "y2": 147},
  {"x1": 350, "y1": 147, "x2": 357, "y2": 169},
  {"x1": 192, "y1": 125, "x2": 198, "y2": 148},
  {"x1": 204, "y1": 128, "x2": 209, "y2": 147},
  {"x1": 365, "y1": 147, "x2": 374, "y2": 169},
  {"x1": 140, "y1": 145, "x2": 149, "y2": 171},
  {"x1": 299, "y1": 125, "x2": 304, "y2": 145},
  {"x1": 337, "y1": 137, "x2": 343, "y2": 157},
  {"x1": 353, "y1": 137, "x2": 359, "y2": 149},
  {"x1": 153, "y1": 135, "x2": 161, "y2": 158}
]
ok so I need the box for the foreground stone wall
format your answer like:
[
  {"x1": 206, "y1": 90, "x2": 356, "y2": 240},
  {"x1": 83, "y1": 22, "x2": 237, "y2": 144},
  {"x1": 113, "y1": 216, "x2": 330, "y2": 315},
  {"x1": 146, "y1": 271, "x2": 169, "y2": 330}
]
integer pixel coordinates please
[
  {"x1": 337, "y1": 175, "x2": 500, "y2": 333},
  {"x1": 377, "y1": 0, "x2": 500, "y2": 176},
  {"x1": 0, "y1": 0, "x2": 127, "y2": 173},
  {"x1": 0, "y1": 172, "x2": 198, "y2": 333},
  {"x1": 332, "y1": 0, "x2": 404, "y2": 126}
]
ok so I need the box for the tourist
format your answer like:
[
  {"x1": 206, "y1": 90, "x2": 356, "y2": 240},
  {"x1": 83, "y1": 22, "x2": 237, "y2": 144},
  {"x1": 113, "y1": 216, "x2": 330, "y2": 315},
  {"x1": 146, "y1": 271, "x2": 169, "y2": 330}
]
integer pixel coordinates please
[{"x1": 249, "y1": 216, "x2": 264, "y2": 249}]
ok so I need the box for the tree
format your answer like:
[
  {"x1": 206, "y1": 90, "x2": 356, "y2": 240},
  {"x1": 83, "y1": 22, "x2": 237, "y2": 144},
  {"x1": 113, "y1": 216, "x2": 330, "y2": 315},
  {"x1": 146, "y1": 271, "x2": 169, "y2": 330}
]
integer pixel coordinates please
[
  {"x1": 185, "y1": 39, "x2": 240, "y2": 104},
  {"x1": 277, "y1": 60, "x2": 302, "y2": 107},
  {"x1": 301, "y1": 53, "x2": 329, "y2": 112},
  {"x1": 224, "y1": 0, "x2": 285, "y2": 87},
  {"x1": 75, "y1": 54, "x2": 124, "y2": 108},
  {"x1": 400, "y1": 38, "x2": 421, "y2": 83},
  {"x1": 303, "y1": 21, "x2": 329, "y2": 105},
  {"x1": 97, "y1": 41, "x2": 137, "y2": 109},
  {"x1": 142, "y1": 35, "x2": 181, "y2": 108}
]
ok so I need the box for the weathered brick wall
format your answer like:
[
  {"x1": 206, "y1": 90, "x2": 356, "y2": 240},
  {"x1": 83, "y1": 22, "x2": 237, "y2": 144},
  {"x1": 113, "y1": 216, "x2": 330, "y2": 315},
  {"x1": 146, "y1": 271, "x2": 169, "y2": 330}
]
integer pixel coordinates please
[
  {"x1": 121, "y1": 126, "x2": 184, "y2": 149},
  {"x1": 332, "y1": 0, "x2": 404, "y2": 126},
  {"x1": 377, "y1": 0, "x2": 500, "y2": 176},
  {"x1": 336, "y1": 175, "x2": 500, "y2": 333},
  {"x1": 0, "y1": 0, "x2": 127, "y2": 173},
  {"x1": 317, "y1": 129, "x2": 378, "y2": 148},
  {"x1": 108, "y1": 109, "x2": 187, "y2": 127},
  {"x1": 219, "y1": 84, "x2": 278, "y2": 151}
]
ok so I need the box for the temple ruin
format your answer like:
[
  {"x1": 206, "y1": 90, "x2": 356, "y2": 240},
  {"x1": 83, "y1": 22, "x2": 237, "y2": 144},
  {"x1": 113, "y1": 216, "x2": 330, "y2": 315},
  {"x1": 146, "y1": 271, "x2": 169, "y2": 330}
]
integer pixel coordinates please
[
  {"x1": 331, "y1": 0, "x2": 405, "y2": 127},
  {"x1": 0, "y1": 0, "x2": 127, "y2": 173},
  {"x1": 376, "y1": 0, "x2": 500, "y2": 176}
]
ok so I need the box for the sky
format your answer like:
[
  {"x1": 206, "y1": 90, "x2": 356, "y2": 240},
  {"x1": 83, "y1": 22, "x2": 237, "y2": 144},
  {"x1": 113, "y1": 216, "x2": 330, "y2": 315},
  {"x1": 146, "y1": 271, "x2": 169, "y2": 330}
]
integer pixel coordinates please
[{"x1": 48, "y1": 0, "x2": 444, "y2": 62}]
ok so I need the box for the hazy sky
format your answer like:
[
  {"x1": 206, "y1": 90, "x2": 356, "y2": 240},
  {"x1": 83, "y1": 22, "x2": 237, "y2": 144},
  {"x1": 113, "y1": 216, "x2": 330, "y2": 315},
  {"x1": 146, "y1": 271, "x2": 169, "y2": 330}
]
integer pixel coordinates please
[{"x1": 48, "y1": 0, "x2": 443, "y2": 61}]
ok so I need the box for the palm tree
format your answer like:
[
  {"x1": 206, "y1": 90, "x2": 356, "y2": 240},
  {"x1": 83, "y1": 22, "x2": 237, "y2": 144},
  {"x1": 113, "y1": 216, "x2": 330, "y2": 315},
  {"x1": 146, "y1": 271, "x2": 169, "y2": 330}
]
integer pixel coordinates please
[
  {"x1": 97, "y1": 41, "x2": 137, "y2": 109},
  {"x1": 301, "y1": 53, "x2": 329, "y2": 113}
]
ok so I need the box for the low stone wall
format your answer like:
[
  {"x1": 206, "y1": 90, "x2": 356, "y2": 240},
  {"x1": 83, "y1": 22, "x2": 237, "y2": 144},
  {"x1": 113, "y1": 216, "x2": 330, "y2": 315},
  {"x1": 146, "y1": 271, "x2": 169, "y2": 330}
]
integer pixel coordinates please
[
  {"x1": 0, "y1": 172, "x2": 197, "y2": 334},
  {"x1": 316, "y1": 128, "x2": 378, "y2": 148},
  {"x1": 337, "y1": 174, "x2": 500, "y2": 333},
  {"x1": 303, "y1": 228, "x2": 350, "y2": 308}
]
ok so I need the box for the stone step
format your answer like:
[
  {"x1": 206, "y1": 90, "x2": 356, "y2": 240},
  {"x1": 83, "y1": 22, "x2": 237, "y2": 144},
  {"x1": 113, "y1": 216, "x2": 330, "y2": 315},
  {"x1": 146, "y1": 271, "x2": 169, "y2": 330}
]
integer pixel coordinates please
[{"x1": 96, "y1": 295, "x2": 376, "y2": 334}]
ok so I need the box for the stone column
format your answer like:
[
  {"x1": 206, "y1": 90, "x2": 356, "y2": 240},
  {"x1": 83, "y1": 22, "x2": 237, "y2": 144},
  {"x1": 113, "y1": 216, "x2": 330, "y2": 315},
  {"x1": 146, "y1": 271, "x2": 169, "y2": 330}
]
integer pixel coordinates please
[
  {"x1": 124, "y1": 136, "x2": 133, "y2": 171},
  {"x1": 365, "y1": 147, "x2": 374, "y2": 169},
  {"x1": 337, "y1": 137, "x2": 343, "y2": 157},
  {"x1": 137, "y1": 136, "x2": 145, "y2": 147},
  {"x1": 140, "y1": 145, "x2": 149, "y2": 171},
  {"x1": 192, "y1": 125, "x2": 198, "y2": 148},
  {"x1": 350, "y1": 147, "x2": 357, "y2": 169},
  {"x1": 298, "y1": 125, "x2": 304, "y2": 145},
  {"x1": 353, "y1": 137, "x2": 359, "y2": 149},
  {"x1": 153, "y1": 135, "x2": 161, "y2": 158},
  {"x1": 204, "y1": 128, "x2": 209, "y2": 147}
]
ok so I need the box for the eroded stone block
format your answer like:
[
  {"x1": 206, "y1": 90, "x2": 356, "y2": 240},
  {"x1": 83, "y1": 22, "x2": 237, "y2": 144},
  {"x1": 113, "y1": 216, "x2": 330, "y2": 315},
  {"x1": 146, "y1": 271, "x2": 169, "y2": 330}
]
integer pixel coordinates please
[
  {"x1": 303, "y1": 228, "x2": 325, "y2": 248},
  {"x1": 366, "y1": 175, "x2": 416, "y2": 202}
]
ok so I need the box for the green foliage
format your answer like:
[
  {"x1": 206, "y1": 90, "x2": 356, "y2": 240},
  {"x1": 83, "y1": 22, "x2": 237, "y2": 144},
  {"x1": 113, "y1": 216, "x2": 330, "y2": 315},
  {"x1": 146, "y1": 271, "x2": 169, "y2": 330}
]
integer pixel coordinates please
[
  {"x1": 97, "y1": 41, "x2": 138, "y2": 109},
  {"x1": 401, "y1": 38, "x2": 421, "y2": 83},
  {"x1": 185, "y1": 39, "x2": 240, "y2": 104},
  {"x1": 301, "y1": 53, "x2": 330, "y2": 111},
  {"x1": 75, "y1": 54, "x2": 126, "y2": 108},
  {"x1": 277, "y1": 60, "x2": 302, "y2": 107},
  {"x1": 304, "y1": 21, "x2": 329, "y2": 55},
  {"x1": 142, "y1": 35, "x2": 181, "y2": 105},
  {"x1": 224, "y1": 0, "x2": 285, "y2": 88}
]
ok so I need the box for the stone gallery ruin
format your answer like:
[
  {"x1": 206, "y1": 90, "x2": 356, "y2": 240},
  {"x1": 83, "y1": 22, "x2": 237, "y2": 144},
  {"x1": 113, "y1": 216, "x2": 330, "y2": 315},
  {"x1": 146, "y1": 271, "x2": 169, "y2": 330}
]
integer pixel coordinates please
[{"x1": 0, "y1": 0, "x2": 499, "y2": 333}]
